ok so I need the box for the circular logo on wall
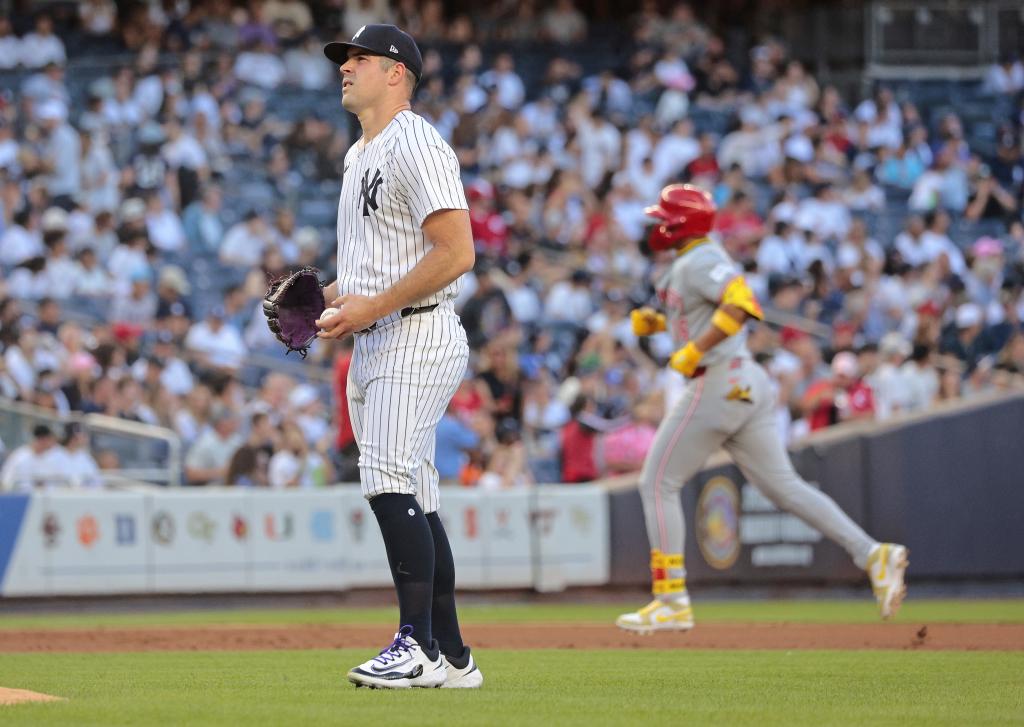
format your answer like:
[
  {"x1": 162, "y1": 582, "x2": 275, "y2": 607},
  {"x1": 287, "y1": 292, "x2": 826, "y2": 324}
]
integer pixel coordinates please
[
  {"x1": 152, "y1": 511, "x2": 175, "y2": 545},
  {"x1": 696, "y1": 476, "x2": 741, "y2": 570}
]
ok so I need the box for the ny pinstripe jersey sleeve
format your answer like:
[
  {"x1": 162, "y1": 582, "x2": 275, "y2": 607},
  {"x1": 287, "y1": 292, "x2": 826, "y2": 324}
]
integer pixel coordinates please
[{"x1": 392, "y1": 122, "x2": 468, "y2": 226}]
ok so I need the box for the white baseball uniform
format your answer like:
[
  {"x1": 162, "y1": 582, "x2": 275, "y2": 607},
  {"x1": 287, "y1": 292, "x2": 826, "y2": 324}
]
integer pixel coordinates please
[{"x1": 337, "y1": 110, "x2": 470, "y2": 513}]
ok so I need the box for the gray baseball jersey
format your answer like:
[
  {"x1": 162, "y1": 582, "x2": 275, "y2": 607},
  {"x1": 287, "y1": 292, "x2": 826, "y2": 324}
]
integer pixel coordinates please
[
  {"x1": 655, "y1": 240, "x2": 750, "y2": 366},
  {"x1": 337, "y1": 110, "x2": 470, "y2": 513},
  {"x1": 639, "y1": 240, "x2": 877, "y2": 595}
]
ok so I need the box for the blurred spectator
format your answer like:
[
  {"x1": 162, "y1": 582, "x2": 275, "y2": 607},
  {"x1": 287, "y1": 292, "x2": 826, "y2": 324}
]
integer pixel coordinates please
[
  {"x1": 984, "y1": 55, "x2": 1024, "y2": 95},
  {"x1": 220, "y1": 209, "x2": 273, "y2": 267},
  {"x1": 20, "y1": 16, "x2": 66, "y2": 69},
  {"x1": 185, "y1": 306, "x2": 247, "y2": 373},
  {"x1": 435, "y1": 400, "x2": 481, "y2": 483},
  {"x1": 0, "y1": 18, "x2": 20, "y2": 69},
  {"x1": 0, "y1": 424, "x2": 63, "y2": 491},
  {"x1": 284, "y1": 33, "x2": 334, "y2": 90},
  {"x1": 268, "y1": 420, "x2": 332, "y2": 488},
  {"x1": 801, "y1": 351, "x2": 876, "y2": 431},
  {"x1": 46, "y1": 422, "x2": 102, "y2": 488},
  {"x1": 184, "y1": 407, "x2": 243, "y2": 485},
  {"x1": 541, "y1": 0, "x2": 587, "y2": 43}
]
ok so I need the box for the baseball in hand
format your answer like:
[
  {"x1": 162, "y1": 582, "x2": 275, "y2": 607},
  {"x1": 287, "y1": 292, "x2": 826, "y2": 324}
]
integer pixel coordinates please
[{"x1": 319, "y1": 307, "x2": 341, "y2": 322}]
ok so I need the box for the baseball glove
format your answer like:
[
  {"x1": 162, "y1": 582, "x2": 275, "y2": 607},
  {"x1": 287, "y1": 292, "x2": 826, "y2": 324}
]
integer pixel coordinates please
[{"x1": 262, "y1": 266, "x2": 326, "y2": 357}]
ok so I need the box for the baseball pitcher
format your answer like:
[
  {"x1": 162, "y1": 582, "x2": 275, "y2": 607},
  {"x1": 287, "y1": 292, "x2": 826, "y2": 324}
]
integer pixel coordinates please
[
  {"x1": 317, "y1": 24, "x2": 481, "y2": 688},
  {"x1": 616, "y1": 185, "x2": 909, "y2": 633}
]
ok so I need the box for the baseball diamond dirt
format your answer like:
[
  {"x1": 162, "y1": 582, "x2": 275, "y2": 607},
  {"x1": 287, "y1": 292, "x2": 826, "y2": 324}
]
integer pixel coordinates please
[{"x1": 1, "y1": 622, "x2": 1021, "y2": 653}]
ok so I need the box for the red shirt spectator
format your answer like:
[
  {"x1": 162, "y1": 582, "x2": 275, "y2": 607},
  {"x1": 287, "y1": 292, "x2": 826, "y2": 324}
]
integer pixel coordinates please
[
  {"x1": 467, "y1": 180, "x2": 508, "y2": 257},
  {"x1": 560, "y1": 420, "x2": 598, "y2": 483},
  {"x1": 333, "y1": 348, "x2": 355, "y2": 450},
  {"x1": 802, "y1": 351, "x2": 876, "y2": 431}
]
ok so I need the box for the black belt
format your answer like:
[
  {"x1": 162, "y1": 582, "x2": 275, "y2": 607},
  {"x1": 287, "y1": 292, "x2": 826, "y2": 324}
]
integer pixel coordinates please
[{"x1": 358, "y1": 304, "x2": 438, "y2": 333}]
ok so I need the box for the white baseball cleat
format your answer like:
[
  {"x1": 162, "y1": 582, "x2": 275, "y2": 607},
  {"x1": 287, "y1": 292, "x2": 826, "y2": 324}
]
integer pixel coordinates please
[
  {"x1": 616, "y1": 596, "x2": 695, "y2": 634},
  {"x1": 347, "y1": 626, "x2": 447, "y2": 689},
  {"x1": 440, "y1": 648, "x2": 483, "y2": 689},
  {"x1": 867, "y1": 543, "x2": 909, "y2": 620}
]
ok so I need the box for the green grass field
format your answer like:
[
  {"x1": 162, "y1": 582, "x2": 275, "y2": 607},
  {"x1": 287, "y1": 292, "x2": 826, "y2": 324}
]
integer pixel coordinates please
[{"x1": 1, "y1": 600, "x2": 1022, "y2": 726}]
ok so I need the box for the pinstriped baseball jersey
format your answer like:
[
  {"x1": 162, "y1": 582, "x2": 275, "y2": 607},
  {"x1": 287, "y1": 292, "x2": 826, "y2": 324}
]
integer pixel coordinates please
[
  {"x1": 337, "y1": 110, "x2": 470, "y2": 512},
  {"x1": 337, "y1": 110, "x2": 468, "y2": 305},
  {"x1": 656, "y1": 240, "x2": 750, "y2": 367}
]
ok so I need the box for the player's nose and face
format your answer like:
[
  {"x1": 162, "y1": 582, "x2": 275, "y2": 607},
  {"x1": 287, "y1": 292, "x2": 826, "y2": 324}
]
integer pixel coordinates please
[{"x1": 339, "y1": 50, "x2": 382, "y2": 111}]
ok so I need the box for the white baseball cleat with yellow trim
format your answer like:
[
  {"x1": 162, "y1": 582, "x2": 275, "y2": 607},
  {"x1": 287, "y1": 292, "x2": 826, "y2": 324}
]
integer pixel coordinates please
[
  {"x1": 867, "y1": 543, "x2": 909, "y2": 620},
  {"x1": 616, "y1": 597, "x2": 695, "y2": 634}
]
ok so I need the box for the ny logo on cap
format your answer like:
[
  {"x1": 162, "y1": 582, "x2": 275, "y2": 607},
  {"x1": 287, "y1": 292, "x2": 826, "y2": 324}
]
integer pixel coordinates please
[
  {"x1": 353, "y1": 25, "x2": 365, "y2": 39},
  {"x1": 390, "y1": 44, "x2": 399, "y2": 53}
]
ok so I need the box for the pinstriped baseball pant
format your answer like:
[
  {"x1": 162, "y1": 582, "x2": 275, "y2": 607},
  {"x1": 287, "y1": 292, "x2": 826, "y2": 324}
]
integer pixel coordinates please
[
  {"x1": 347, "y1": 306, "x2": 469, "y2": 514},
  {"x1": 639, "y1": 357, "x2": 876, "y2": 575}
]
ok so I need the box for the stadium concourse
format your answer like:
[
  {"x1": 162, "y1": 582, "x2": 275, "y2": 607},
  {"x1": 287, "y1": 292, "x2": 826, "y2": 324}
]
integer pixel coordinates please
[{"x1": 1, "y1": 1, "x2": 1024, "y2": 490}]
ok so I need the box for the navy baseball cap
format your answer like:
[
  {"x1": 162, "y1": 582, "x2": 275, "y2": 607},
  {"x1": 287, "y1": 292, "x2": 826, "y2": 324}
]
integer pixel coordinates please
[{"x1": 324, "y1": 24, "x2": 422, "y2": 81}]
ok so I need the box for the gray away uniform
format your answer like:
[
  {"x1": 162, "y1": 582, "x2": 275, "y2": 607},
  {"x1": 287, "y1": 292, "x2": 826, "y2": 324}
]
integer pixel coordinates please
[{"x1": 640, "y1": 240, "x2": 876, "y2": 594}]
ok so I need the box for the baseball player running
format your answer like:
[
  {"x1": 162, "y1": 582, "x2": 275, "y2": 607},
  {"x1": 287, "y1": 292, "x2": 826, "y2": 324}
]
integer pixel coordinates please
[
  {"x1": 317, "y1": 25, "x2": 482, "y2": 688},
  {"x1": 616, "y1": 184, "x2": 908, "y2": 634}
]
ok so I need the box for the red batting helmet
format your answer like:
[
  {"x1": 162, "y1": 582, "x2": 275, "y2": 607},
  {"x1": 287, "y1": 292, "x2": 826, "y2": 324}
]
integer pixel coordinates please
[{"x1": 643, "y1": 184, "x2": 716, "y2": 251}]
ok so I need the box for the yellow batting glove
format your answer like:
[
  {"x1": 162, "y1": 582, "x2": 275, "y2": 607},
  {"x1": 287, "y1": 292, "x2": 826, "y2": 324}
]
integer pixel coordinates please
[
  {"x1": 669, "y1": 341, "x2": 704, "y2": 377},
  {"x1": 630, "y1": 307, "x2": 667, "y2": 336}
]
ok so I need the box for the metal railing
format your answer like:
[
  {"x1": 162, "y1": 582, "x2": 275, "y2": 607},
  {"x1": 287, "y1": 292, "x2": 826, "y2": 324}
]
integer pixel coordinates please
[
  {"x1": 867, "y1": 1, "x2": 1024, "y2": 73},
  {"x1": 0, "y1": 398, "x2": 182, "y2": 487}
]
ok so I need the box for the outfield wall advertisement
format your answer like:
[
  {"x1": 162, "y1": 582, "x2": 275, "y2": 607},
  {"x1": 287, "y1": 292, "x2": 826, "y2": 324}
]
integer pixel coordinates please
[{"x1": 0, "y1": 486, "x2": 609, "y2": 597}]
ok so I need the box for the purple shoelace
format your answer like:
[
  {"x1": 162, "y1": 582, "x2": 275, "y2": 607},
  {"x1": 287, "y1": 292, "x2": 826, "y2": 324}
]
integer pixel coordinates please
[{"x1": 372, "y1": 625, "x2": 415, "y2": 666}]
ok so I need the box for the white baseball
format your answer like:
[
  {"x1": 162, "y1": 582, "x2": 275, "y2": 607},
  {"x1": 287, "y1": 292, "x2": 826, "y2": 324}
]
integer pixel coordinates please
[{"x1": 319, "y1": 307, "x2": 341, "y2": 321}]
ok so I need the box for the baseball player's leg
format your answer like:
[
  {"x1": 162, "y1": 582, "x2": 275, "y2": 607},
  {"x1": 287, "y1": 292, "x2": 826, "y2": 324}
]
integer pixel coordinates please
[
  {"x1": 618, "y1": 377, "x2": 728, "y2": 633},
  {"x1": 724, "y1": 365, "x2": 875, "y2": 565}
]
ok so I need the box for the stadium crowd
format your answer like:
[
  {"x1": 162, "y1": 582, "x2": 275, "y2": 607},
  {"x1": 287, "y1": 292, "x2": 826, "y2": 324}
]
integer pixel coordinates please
[{"x1": 1, "y1": 1, "x2": 1024, "y2": 491}]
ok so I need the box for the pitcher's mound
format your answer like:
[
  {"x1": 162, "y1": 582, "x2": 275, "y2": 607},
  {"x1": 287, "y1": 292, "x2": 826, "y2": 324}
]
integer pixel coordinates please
[{"x1": 0, "y1": 687, "x2": 64, "y2": 706}]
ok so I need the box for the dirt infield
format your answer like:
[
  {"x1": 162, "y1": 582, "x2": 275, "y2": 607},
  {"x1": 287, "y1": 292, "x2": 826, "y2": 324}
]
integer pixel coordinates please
[
  {"x1": 0, "y1": 687, "x2": 64, "y2": 705},
  {"x1": 1, "y1": 622, "x2": 1022, "y2": 652}
]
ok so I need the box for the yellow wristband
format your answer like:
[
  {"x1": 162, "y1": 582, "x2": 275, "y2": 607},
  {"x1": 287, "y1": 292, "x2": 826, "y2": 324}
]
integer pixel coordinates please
[{"x1": 712, "y1": 308, "x2": 743, "y2": 337}]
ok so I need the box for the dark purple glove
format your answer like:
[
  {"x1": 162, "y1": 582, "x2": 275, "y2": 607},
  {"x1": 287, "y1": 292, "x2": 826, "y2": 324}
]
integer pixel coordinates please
[{"x1": 262, "y1": 266, "x2": 326, "y2": 357}]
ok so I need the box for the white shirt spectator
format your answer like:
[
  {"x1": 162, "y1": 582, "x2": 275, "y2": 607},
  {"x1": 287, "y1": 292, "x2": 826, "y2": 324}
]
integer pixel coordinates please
[
  {"x1": 185, "y1": 319, "x2": 247, "y2": 370},
  {"x1": 793, "y1": 197, "x2": 850, "y2": 241},
  {"x1": 45, "y1": 446, "x2": 103, "y2": 488},
  {"x1": 920, "y1": 230, "x2": 966, "y2": 275},
  {"x1": 521, "y1": 100, "x2": 560, "y2": 140},
  {"x1": 45, "y1": 122, "x2": 81, "y2": 198},
  {"x1": 19, "y1": 31, "x2": 65, "y2": 68},
  {"x1": 131, "y1": 355, "x2": 194, "y2": 396},
  {"x1": 159, "y1": 130, "x2": 205, "y2": 169},
  {"x1": 133, "y1": 73, "x2": 164, "y2": 119},
  {"x1": 575, "y1": 115, "x2": 620, "y2": 189},
  {"x1": 107, "y1": 244, "x2": 149, "y2": 286},
  {"x1": 0, "y1": 443, "x2": 68, "y2": 491},
  {"x1": 984, "y1": 61, "x2": 1024, "y2": 95},
  {"x1": 900, "y1": 360, "x2": 939, "y2": 413},
  {"x1": 146, "y1": 208, "x2": 188, "y2": 252},
  {"x1": 837, "y1": 236, "x2": 884, "y2": 269},
  {"x1": 479, "y1": 68, "x2": 525, "y2": 110},
  {"x1": 757, "y1": 233, "x2": 805, "y2": 276},
  {"x1": 102, "y1": 96, "x2": 143, "y2": 129},
  {"x1": 544, "y1": 281, "x2": 594, "y2": 322},
  {"x1": 42, "y1": 254, "x2": 80, "y2": 299},
  {"x1": 234, "y1": 50, "x2": 287, "y2": 90},
  {"x1": 0, "y1": 30, "x2": 20, "y2": 69},
  {"x1": 0, "y1": 224, "x2": 42, "y2": 266},
  {"x1": 73, "y1": 258, "x2": 112, "y2": 296},
  {"x1": 284, "y1": 43, "x2": 334, "y2": 90},
  {"x1": 81, "y1": 136, "x2": 121, "y2": 212},
  {"x1": 6, "y1": 267, "x2": 49, "y2": 300},
  {"x1": 653, "y1": 130, "x2": 700, "y2": 184},
  {"x1": 506, "y1": 284, "x2": 543, "y2": 325},
  {"x1": 219, "y1": 220, "x2": 269, "y2": 267},
  {"x1": 269, "y1": 450, "x2": 328, "y2": 489}
]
